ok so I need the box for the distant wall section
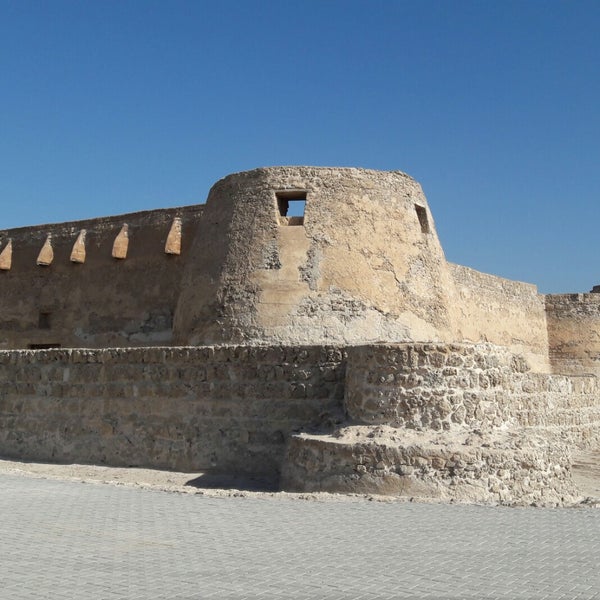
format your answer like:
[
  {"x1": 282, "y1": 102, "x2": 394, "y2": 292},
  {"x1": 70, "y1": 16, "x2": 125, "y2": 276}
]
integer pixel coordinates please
[{"x1": 449, "y1": 264, "x2": 550, "y2": 372}]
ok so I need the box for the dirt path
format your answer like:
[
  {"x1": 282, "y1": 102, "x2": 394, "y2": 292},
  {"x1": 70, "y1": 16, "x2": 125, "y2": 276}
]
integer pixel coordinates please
[{"x1": 0, "y1": 459, "x2": 386, "y2": 503}]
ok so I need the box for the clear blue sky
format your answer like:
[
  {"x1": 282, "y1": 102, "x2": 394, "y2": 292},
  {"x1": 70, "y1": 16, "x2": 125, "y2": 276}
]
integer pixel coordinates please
[{"x1": 1, "y1": 0, "x2": 599, "y2": 293}]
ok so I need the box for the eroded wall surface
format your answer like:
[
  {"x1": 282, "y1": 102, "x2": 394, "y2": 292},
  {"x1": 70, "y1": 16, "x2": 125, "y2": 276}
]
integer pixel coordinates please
[
  {"x1": 0, "y1": 346, "x2": 345, "y2": 475},
  {"x1": 546, "y1": 293, "x2": 600, "y2": 376},
  {"x1": 0, "y1": 206, "x2": 202, "y2": 349}
]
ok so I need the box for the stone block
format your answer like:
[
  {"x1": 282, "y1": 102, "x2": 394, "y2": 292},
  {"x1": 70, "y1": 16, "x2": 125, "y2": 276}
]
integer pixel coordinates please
[{"x1": 112, "y1": 224, "x2": 129, "y2": 259}]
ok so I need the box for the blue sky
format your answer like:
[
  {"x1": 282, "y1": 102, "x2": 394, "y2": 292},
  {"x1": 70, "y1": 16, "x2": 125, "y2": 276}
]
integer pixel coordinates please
[{"x1": 1, "y1": 0, "x2": 599, "y2": 293}]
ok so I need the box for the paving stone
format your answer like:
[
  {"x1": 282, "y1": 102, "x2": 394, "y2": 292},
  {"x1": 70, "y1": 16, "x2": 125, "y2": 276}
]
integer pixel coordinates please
[{"x1": 0, "y1": 474, "x2": 599, "y2": 599}]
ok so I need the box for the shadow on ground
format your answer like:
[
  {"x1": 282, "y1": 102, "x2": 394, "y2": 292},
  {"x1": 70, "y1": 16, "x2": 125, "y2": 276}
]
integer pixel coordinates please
[{"x1": 185, "y1": 473, "x2": 279, "y2": 492}]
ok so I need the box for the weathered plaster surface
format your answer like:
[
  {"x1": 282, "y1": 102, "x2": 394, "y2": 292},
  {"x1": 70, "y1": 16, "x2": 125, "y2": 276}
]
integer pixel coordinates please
[
  {"x1": 0, "y1": 206, "x2": 202, "y2": 349},
  {"x1": 173, "y1": 167, "x2": 454, "y2": 345},
  {"x1": 546, "y1": 293, "x2": 600, "y2": 376}
]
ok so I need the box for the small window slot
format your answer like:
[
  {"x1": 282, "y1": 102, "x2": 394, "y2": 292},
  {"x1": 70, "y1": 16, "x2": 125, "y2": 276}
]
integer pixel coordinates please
[
  {"x1": 415, "y1": 205, "x2": 430, "y2": 234},
  {"x1": 276, "y1": 191, "x2": 307, "y2": 226},
  {"x1": 38, "y1": 312, "x2": 51, "y2": 330}
]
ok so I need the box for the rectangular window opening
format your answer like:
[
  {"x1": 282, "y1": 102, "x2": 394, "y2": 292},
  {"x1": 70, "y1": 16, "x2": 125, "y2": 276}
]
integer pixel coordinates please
[
  {"x1": 276, "y1": 191, "x2": 307, "y2": 226},
  {"x1": 38, "y1": 312, "x2": 51, "y2": 329},
  {"x1": 415, "y1": 205, "x2": 430, "y2": 234}
]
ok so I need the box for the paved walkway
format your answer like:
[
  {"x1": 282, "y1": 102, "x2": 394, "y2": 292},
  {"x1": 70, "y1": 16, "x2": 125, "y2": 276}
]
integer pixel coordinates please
[{"x1": 0, "y1": 473, "x2": 599, "y2": 599}]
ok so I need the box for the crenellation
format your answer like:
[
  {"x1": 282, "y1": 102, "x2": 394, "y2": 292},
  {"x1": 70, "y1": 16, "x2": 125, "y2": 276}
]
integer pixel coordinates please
[
  {"x1": 111, "y1": 224, "x2": 129, "y2": 259},
  {"x1": 164, "y1": 217, "x2": 182, "y2": 255},
  {"x1": 0, "y1": 239, "x2": 12, "y2": 270}
]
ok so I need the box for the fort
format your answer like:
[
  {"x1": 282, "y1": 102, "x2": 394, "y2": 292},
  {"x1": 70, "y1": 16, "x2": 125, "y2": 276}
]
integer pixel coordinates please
[{"x1": 0, "y1": 166, "x2": 599, "y2": 505}]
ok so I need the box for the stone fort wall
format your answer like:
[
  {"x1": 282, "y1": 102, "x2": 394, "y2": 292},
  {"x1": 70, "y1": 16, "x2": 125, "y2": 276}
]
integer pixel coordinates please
[
  {"x1": 0, "y1": 166, "x2": 599, "y2": 505},
  {"x1": 0, "y1": 166, "x2": 594, "y2": 379},
  {"x1": 449, "y1": 264, "x2": 550, "y2": 372},
  {"x1": 546, "y1": 293, "x2": 600, "y2": 377},
  {"x1": 0, "y1": 345, "x2": 345, "y2": 476},
  {"x1": 283, "y1": 342, "x2": 600, "y2": 505}
]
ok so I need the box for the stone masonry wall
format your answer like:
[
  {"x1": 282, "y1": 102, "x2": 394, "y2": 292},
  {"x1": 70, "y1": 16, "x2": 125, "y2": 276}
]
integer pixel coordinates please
[
  {"x1": 0, "y1": 346, "x2": 346, "y2": 477},
  {"x1": 282, "y1": 342, "x2": 600, "y2": 505}
]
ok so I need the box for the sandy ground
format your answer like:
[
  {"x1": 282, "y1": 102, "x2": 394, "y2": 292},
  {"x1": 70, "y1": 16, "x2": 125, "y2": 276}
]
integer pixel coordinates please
[
  {"x1": 0, "y1": 455, "x2": 598, "y2": 507},
  {"x1": 0, "y1": 458, "x2": 393, "y2": 503}
]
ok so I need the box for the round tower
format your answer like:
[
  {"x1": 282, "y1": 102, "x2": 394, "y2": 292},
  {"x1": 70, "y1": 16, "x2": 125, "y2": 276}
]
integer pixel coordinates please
[{"x1": 173, "y1": 166, "x2": 454, "y2": 345}]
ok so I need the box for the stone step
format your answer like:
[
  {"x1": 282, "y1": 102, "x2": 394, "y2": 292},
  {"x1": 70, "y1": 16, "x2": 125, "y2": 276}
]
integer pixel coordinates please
[
  {"x1": 280, "y1": 426, "x2": 579, "y2": 506},
  {"x1": 514, "y1": 406, "x2": 600, "y2": 428},
  {"x1": 570, "y1": 449, "x2": 600, "y2": 499}
]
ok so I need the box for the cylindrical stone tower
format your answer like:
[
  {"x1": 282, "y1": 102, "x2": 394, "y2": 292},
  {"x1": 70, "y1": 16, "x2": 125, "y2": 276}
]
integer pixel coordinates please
[{"x1": 173, "y1": 166, "x2": 454, "y2": 345}]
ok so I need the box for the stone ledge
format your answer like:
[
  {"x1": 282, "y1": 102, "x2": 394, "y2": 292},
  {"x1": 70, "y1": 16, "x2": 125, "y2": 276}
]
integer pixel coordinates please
[{"x1": 281, "y1": 426, "x2": 578, "y2": 506}]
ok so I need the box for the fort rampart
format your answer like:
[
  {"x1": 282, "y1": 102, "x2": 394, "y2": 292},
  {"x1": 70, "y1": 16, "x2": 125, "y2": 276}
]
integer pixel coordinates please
[{"x1": 0, "y1": 342, "x2": 598, "y2": 505}]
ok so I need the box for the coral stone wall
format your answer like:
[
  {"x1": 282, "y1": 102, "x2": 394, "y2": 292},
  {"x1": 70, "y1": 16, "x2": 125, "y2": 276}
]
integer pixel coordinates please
[
  {"x1": 546, "y1": 293, "x2": 600, "y2": 376},
  {"x1": 346, "y1": 343, "x2": 526, "y2": 431},
  {"x1": 345, "y1": 343, "x2": 600, "y2": 446},
  {"x1": 0, "y1": 206, "x2": 202, "y2": 349},
  {"x1": 174, "y1": 167, "x2": 455, "y2": 346},
  {"x1": 0, "y1": 346, "x2": 346, "y2": 475},
  {"x1": 0, "y1": 341, "x2": 598, "y2": 505}
]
